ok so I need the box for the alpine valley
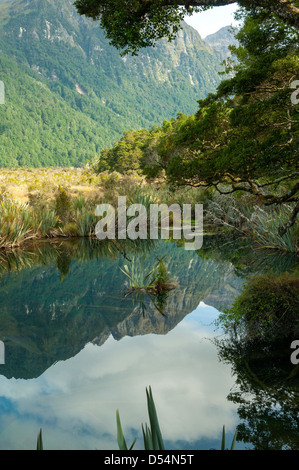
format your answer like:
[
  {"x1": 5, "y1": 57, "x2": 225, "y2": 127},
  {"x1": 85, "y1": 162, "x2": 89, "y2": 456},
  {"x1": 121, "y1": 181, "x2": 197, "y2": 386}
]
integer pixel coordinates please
[{"x1": 0, "y1": 0, "x2": 235, "y2": 167}]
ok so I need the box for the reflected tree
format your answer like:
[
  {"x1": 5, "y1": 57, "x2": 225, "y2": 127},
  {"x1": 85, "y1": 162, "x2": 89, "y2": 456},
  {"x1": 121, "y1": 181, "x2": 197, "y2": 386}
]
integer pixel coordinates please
[{"x1": 216, "y1": 336, "x2": 299, "y2": 449}]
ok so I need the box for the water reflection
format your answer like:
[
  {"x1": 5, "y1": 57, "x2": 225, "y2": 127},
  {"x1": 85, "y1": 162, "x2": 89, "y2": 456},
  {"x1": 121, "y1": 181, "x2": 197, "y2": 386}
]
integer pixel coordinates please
[
  {"x1": 215, "y1": 336, "x2": 299, "y2": 450},
  {"x1": 0, "y1": 303, "x2": 241, "y2": 450},
  {"x1": 0, "y1": 236, "x2": 297, "y2": 449},
  {"x1": 0, "y1": 237, "x2": 246, "y2": 380}
]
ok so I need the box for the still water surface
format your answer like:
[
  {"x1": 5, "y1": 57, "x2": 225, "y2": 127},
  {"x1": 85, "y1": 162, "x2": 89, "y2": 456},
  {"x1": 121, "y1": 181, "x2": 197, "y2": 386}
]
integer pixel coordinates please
[{"x1": 0, "y1": 237, "x2": 297, "y2": 450}]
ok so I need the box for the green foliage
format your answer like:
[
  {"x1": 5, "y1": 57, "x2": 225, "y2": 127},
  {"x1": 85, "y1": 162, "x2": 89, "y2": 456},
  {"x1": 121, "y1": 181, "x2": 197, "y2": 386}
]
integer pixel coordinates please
[
  {"x1": 249, "y1": 205, "x2": 299, "y2": 253},
  {"x1": 34, "y1": 386, "x2": 238, "y2": 450},
  {"x1": 164, "y1": 12, "x2": 299, "y2": 201},
  {"x1": 36, "y1": 429, "x2": 43, "y2": 451},
  {"x1": 71, "y1": 209, "x2": 98, "y2": 237},
  {"x1": 204, "y1": 193, "x2": 299, "y2": 253},
  {"x1": 116, "y1": 386, "x2": 165, "y2": 450},
  {"x1": 216, "y1": 333, "x2": 299, "y2": 450},
  {"x1": 74, "y1": 1, "x2": 299, "y2": 55},
  {"x1": 0, "y1": 53, "x2": 107, "y2": 167},
  {"x1": 120, "y1": 256, "x2": 172, "y2": 292},
  {"x1": 116, "y1": 387, "x2": 238, "y2": 450},
  {"x1": 0, "y1": 201, "x2": 35, "y2": 247},
  {"x1": 75, "y1": 0, "x2": 204, "y2": 56},
  {"x1": 116, "y1": 410, "x2": 137, "y2": 450},
  {"x1": 94, "y1": 114, "x2": 193, "y2": 177},
  {"x1": 55, "y1": 186, "x2": 71, "y2": 223},
  {"x1": 0, "y1": 200, "x2": 58, "y2": 246},
  {"x1": 217, "y1": 274, "x2": 299, "y2": 341},
  {"x1": 221, "y1": 425, "x2": 238, "y2": 451}
]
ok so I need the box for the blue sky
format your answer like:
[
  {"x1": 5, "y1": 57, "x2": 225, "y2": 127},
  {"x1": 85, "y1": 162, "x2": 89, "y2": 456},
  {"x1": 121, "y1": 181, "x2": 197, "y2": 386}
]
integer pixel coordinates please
[{"x1": 184, "y1": 3, "x2": 240, "y2": 38}]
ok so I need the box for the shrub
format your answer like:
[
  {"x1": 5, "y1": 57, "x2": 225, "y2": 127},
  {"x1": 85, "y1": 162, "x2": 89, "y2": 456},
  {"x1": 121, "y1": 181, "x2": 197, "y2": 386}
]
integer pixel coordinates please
[
  {"x1": 55, "y1": 186, "x2": 71, "y2": 223},
  {"x1": 218, "y1": 274, "x2": 299, "y2": 341}
]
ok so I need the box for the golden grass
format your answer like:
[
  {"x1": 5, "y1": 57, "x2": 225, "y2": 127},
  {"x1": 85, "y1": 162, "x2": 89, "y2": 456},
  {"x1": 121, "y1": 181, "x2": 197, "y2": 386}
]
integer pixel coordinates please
[
  {"x1": 0, "y1": 167, "x2": 106, "y2": 203},
  {"x1": 0, "y1": 167, "x2": 146, "y2": 248}
]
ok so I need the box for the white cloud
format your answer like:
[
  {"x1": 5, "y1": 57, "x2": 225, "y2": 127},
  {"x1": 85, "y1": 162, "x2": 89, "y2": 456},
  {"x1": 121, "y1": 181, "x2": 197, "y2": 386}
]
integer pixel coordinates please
[{"x1": 0, "y1": 312, "x2": 238, "y2": 450}]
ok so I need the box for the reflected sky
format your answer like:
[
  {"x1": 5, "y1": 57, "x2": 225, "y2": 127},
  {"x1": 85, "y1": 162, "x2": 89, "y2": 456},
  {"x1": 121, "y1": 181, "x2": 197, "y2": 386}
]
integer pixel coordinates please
[{"x1": 0, "y1": 302, "x2": 244, "y2": 450}]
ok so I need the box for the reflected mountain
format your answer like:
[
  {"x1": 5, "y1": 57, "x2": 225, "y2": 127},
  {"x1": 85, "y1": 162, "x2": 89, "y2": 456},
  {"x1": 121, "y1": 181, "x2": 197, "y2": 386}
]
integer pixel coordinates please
[{"x1": 0, "y1": 237, "x2": 297, "y2": 379}]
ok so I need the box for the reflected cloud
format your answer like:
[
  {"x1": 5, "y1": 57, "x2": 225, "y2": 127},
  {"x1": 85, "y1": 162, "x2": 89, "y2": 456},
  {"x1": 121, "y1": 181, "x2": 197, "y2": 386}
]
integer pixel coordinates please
[{"x1": 0, "y1": 307, "x2": 238, "y2": 450}]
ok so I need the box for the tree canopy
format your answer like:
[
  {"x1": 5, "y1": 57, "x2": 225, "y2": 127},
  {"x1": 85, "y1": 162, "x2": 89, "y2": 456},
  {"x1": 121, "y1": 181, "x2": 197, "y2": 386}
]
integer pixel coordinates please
[
  {"x1": 74, "y1": 0, "x2": 299, "y2": 54},
  {"x1": 164, "y1": 10, "x2": 299, "y2": 234},
  {"x1": 94, "y1": 8, "x2": 299, "y2": 234}
]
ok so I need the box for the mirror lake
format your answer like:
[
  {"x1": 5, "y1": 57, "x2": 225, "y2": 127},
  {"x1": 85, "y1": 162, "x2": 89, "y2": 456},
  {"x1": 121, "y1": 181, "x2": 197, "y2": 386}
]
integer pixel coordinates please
[{"x1": 0, "y1": 236, "x2": 298, "y2": 450}]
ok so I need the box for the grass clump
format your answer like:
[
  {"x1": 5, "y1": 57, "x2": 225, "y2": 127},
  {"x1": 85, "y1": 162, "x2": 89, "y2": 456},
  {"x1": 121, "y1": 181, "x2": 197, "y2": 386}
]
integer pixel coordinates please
[
  {"x1": 0, "y1": 200, "x2": 60, "y2": 247},
  {"x1": 120, "y1": 256, "x2": 176, "y2": 296},
  {"x1": 249, "y1": 205, "x2": 298, "y2": 253}
]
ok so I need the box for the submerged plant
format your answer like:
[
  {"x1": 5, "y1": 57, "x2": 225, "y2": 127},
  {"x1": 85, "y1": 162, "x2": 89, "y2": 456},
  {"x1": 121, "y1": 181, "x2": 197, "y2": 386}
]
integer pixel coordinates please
[
  {"x1": 120, "y1": 256, "x2": 175, "y2": 294},
  {"x1": 120, "y1": 256, "x2": 155, "y2": 290},
  {"x1": 120, "y1": 256, "x2": 176, "y2": 316}
]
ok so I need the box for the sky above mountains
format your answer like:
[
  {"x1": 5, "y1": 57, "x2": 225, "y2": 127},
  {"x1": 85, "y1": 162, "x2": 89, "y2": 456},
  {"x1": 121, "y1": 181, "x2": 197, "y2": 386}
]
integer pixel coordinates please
[{"x1": 184, "y1": 3, "x2": 240, "y2": 38}]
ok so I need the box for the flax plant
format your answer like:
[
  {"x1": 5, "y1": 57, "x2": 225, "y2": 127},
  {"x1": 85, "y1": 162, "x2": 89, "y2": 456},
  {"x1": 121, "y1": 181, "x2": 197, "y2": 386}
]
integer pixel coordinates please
[{"x1": 250, "y1": 205, "x2": 298, "y2": 253}]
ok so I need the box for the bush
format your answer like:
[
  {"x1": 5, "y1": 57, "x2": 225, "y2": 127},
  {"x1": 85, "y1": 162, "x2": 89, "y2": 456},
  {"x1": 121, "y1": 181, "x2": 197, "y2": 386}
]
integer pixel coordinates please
[
  {"x1": 55, "y1": 186, "x2": 71, "y2": 223},
  {"x1": 218, "y1": 274, "x2": 299, "y2": 341}
]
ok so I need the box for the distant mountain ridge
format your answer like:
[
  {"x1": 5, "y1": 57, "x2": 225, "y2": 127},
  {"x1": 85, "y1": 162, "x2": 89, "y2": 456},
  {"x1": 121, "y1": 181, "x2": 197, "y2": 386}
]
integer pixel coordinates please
[
  {"x1": 0, "y1": 0, "x2": 238, "y2": 167},
  {"x1": 205, "y1": 26, "x2": 239, "y2": 62}
]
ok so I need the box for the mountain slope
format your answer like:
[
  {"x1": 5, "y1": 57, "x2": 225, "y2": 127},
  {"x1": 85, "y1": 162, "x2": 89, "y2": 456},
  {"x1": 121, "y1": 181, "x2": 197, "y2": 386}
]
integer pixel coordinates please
[
  {"x1": 0, "y1": 0, "x2": 227, "y2": 167},
  {"x1": 205, "y1": 26, "x2": 239, "y2": 62}
]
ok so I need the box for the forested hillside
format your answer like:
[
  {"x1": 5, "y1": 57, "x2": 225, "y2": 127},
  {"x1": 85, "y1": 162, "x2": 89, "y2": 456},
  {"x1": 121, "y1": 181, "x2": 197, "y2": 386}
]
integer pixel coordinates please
[{"x1": 0, "y1": 0, "x2": 230, "y2": 167}]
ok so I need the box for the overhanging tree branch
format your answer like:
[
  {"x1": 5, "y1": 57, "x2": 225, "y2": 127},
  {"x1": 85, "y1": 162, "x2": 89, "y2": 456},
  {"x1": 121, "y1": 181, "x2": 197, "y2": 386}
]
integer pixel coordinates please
[{"x1": 74, "y1": 1, "x2": 299, "y2": 34}]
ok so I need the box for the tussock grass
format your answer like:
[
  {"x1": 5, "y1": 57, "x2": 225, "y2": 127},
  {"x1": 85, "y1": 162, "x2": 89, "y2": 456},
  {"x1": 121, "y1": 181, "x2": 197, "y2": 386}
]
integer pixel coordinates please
[
  {"x1": 0, "y1": 168, "x2": 297, "y2": 253},
  {"x1": 205, "y1": 193, "x2": 298, "y2": 253}
]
